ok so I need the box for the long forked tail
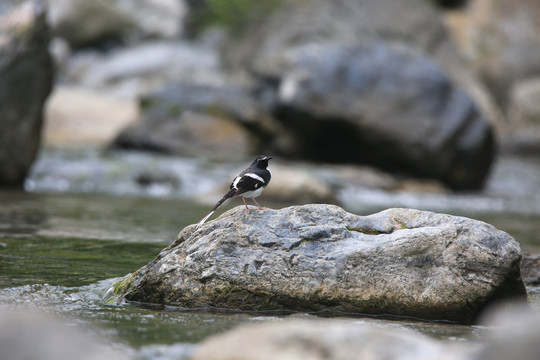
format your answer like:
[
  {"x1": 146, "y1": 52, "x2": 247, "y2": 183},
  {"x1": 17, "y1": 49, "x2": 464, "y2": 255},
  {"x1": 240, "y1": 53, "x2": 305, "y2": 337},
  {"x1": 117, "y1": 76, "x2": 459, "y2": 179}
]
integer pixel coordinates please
[{"x1": 196, "y1": 188, "x2": 236, "y2": 229}]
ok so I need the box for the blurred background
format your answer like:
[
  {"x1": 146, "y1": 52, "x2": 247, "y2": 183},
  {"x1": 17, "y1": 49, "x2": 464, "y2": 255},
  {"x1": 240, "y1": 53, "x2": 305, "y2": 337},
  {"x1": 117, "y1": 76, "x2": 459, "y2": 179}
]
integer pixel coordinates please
[
  {"x1": 3, "y1": 0, "x2": 540, "y2": 215},
  {"x1": 1, "y1": 0, "x2": 540, "y2": 358}
]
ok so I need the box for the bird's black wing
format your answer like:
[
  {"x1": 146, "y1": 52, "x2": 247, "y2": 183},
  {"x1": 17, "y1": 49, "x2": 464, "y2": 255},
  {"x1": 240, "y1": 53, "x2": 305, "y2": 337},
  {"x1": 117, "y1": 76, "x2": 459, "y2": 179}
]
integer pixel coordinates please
[{"x1": 232, "y1": 174, "x2": 265, "y2": 196}]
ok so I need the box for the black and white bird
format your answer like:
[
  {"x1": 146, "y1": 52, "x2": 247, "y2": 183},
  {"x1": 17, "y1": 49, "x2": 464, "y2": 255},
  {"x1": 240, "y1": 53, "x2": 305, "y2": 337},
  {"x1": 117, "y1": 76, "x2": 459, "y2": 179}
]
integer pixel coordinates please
[{"x1": 196, "y1": 156, "x2": 273, "y2": 229}]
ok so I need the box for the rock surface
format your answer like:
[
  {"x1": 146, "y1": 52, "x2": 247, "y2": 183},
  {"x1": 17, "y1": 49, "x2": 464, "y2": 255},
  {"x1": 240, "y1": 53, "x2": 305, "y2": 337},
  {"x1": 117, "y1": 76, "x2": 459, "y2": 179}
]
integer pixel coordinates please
[
  {"x1": 191, "y1": 320, "x2": 468, "y2": 360},
  {"x1": 121, "y1": 205, "x2": 525, "y2": 324},
  {"x1": 0, "y1": 1, "x2": 54, "y2": 186}
]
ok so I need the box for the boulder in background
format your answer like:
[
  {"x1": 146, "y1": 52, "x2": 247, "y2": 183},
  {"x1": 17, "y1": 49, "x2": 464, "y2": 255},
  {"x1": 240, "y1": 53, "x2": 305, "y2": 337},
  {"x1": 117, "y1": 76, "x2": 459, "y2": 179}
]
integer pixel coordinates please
[{"x1": 0, "y1": 0, "x2": 54, "y2": 186}]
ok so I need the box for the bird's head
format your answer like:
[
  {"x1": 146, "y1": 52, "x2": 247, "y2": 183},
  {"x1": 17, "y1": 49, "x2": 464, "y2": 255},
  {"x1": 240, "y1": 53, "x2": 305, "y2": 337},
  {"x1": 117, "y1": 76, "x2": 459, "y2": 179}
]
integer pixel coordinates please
[{"x1": 253, "y1": 155, "x2": 273, "y2": 169}]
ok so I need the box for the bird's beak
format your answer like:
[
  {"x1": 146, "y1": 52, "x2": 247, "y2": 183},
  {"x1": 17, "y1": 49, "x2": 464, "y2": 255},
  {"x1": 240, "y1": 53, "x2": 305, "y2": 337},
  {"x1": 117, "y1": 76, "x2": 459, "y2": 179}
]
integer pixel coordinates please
[{"x1": 267, "y1": 156, "x2": 274, "y2": 160}]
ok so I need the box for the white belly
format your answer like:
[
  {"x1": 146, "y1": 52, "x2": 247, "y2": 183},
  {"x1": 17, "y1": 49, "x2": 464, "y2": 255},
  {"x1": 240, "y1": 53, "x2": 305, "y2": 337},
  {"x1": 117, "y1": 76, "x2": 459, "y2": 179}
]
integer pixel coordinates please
[{"x1": 240, "y1": 187, "x2": 265, "y2": 199}]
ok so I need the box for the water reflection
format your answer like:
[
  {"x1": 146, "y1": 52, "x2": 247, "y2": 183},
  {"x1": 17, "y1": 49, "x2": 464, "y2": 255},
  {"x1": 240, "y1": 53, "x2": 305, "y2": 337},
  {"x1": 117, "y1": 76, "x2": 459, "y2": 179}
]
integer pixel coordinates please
[
  {"x1": 0, "y1": 190, "x2": 202, "y2": 243},
  {"x1": 0, "y1": 191, "x2": 46, "y2": 235}
]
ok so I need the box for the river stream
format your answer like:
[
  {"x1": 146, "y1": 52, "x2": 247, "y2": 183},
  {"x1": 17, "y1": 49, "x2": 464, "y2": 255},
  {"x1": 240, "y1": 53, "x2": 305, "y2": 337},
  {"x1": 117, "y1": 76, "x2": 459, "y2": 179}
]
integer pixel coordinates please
[{"x1": 1, "y1": 150, "x2": 539, "y2": 359}]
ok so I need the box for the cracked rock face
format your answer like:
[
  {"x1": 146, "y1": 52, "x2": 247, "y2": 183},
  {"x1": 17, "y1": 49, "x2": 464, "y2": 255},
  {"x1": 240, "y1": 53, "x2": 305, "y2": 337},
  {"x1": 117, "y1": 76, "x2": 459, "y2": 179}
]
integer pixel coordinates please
[{"x1": 122, "y1": 205, "x2": 525, "y2": 324}]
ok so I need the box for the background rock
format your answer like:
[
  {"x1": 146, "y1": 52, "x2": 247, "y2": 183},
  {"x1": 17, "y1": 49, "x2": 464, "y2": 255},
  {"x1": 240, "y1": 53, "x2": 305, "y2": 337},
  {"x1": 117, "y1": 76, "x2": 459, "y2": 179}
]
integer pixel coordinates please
[
  {"x1": 503, "y1": 78, "x2": 540, "y2": 154},
  {"x1": 47, "y1": 0, "x2": 186, "y2": 48},
  {"x1": 224, "y1": 0, "x2": 499, "y2": 126},
  {"x1": 60, "y1": 40, "x2": 222, "y2": 99},
  {"x1": 44, "y1": 86, "x2": 138, "y2": 148},
  {"x1": 263, "y1": 165, "x2": 336, "y2": 204},
  {"x1": 48, "y1": 0, "x2": 132, "y2": 49},
  {"x1": 122, "y1": 205, "x2": 525, "y2": 324},
  {"x1": 264, "y1": 42, "x2": 494, "y2": 190},
  {"x1": 116, "y1": 110, "x2": 250, "y2": 158},
  {"x1": 188, "y1": 303, "x2": 540, "y2": 360},
  {"x1": 113, "y1": 83, "x2": 256, "y2": 158},
  {"x1": 448, "y1": 0, "x2": 540, "y2": 109},
  {"x1": 0, "y1": 0, "x2": 53, "y2": 186},
  {"x1": 192, "y1": 320, "x2": 468, "y2": 360},
  {"x1": 0, "y1": 309, "x2": 128, "y2": 360},
  {"x1": 477, "y1": 303, "x2": 540, "y2": 360},
  {"x1": 197, "y1": 163, "x2": 337, "y2": 205},
  {"x1": 521, "y1": 254, "x2": 540, "y2": 287},
  {"x1": 221, "y1": 0, "x2": 497, "y2": 190}
]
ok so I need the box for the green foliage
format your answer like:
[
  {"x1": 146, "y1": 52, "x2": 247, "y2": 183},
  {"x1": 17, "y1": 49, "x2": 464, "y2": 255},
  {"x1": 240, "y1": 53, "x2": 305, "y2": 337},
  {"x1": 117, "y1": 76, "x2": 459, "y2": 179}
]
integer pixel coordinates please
[
  {"x1": 198, "y1": 0, "x2": 282, "y2": 34},
  {"x1": 168, "y1": 104, "x2": 182, "y2": 117}
]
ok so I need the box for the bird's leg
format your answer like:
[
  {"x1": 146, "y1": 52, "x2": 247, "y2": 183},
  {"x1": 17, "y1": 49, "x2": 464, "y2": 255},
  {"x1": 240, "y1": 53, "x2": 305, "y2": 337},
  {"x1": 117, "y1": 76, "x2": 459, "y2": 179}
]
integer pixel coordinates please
[
  {"x1": 242, "y1": 197, "x2": 250, "y2": 210},
  {"x1": 252, "y1": 198, "x2": 266, "y2": 211}
]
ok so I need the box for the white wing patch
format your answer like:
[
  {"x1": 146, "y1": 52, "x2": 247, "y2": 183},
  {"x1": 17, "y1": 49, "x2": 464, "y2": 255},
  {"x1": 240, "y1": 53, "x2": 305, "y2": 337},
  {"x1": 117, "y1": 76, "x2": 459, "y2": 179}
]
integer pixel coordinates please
[
  {"x1": 232, "y1": 176, "x2": 242, "y2": 189},
  {"x1": 244, "y1": 173, "x2": 265, "y2": 184}
]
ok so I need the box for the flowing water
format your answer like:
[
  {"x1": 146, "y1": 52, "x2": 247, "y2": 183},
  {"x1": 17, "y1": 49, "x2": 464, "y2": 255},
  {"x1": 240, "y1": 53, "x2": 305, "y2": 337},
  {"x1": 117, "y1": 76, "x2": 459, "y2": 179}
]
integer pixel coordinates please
[{"x1": 1, "y1": 150, "x2": 540, "y2": 358}]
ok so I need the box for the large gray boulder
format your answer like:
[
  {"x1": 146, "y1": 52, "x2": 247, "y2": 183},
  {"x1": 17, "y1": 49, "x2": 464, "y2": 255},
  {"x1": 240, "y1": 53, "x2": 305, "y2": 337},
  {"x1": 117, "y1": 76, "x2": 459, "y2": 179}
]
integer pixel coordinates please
[
  {"x1": 121, "y1": 205, "x2": 525, "y2": 324},
  {"x1": 267, "y1": 42, "x2": 494, "y2": 190},
  {"x1": 0, "y1": 0, "x2": 54, "y2": 186}
]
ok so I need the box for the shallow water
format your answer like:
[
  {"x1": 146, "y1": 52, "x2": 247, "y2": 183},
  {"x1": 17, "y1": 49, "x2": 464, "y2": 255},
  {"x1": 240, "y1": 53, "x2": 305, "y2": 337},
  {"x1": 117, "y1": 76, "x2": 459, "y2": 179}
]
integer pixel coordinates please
[
  {"x1": 2, "y1": 150, "x2": 540, "y2": 358},
  {"x1": 0, "y1": 189, "x2": 494, "y2": 357}
]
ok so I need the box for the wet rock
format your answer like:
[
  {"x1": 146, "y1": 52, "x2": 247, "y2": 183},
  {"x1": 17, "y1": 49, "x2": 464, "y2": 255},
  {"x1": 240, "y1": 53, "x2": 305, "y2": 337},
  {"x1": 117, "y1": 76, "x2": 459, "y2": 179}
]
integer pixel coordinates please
[
  {"x1": 0, "y1": 1, "x2": 54, "y2": 186},
  {"x1": 191, "y1": 320, "x2": 468, "y2": 360},
  {"x1": 0, "y1": 309, "x2": 128, "y2": 360},
  {"x1": 122, "y1": 205, "x2": 525, "y2": 324},
  {"x1": 44, "y1": 86, "x2": 138, "y2": 148},
  {"x1": 224, "y1": 0, "x2": 496, "y2": 190}
]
